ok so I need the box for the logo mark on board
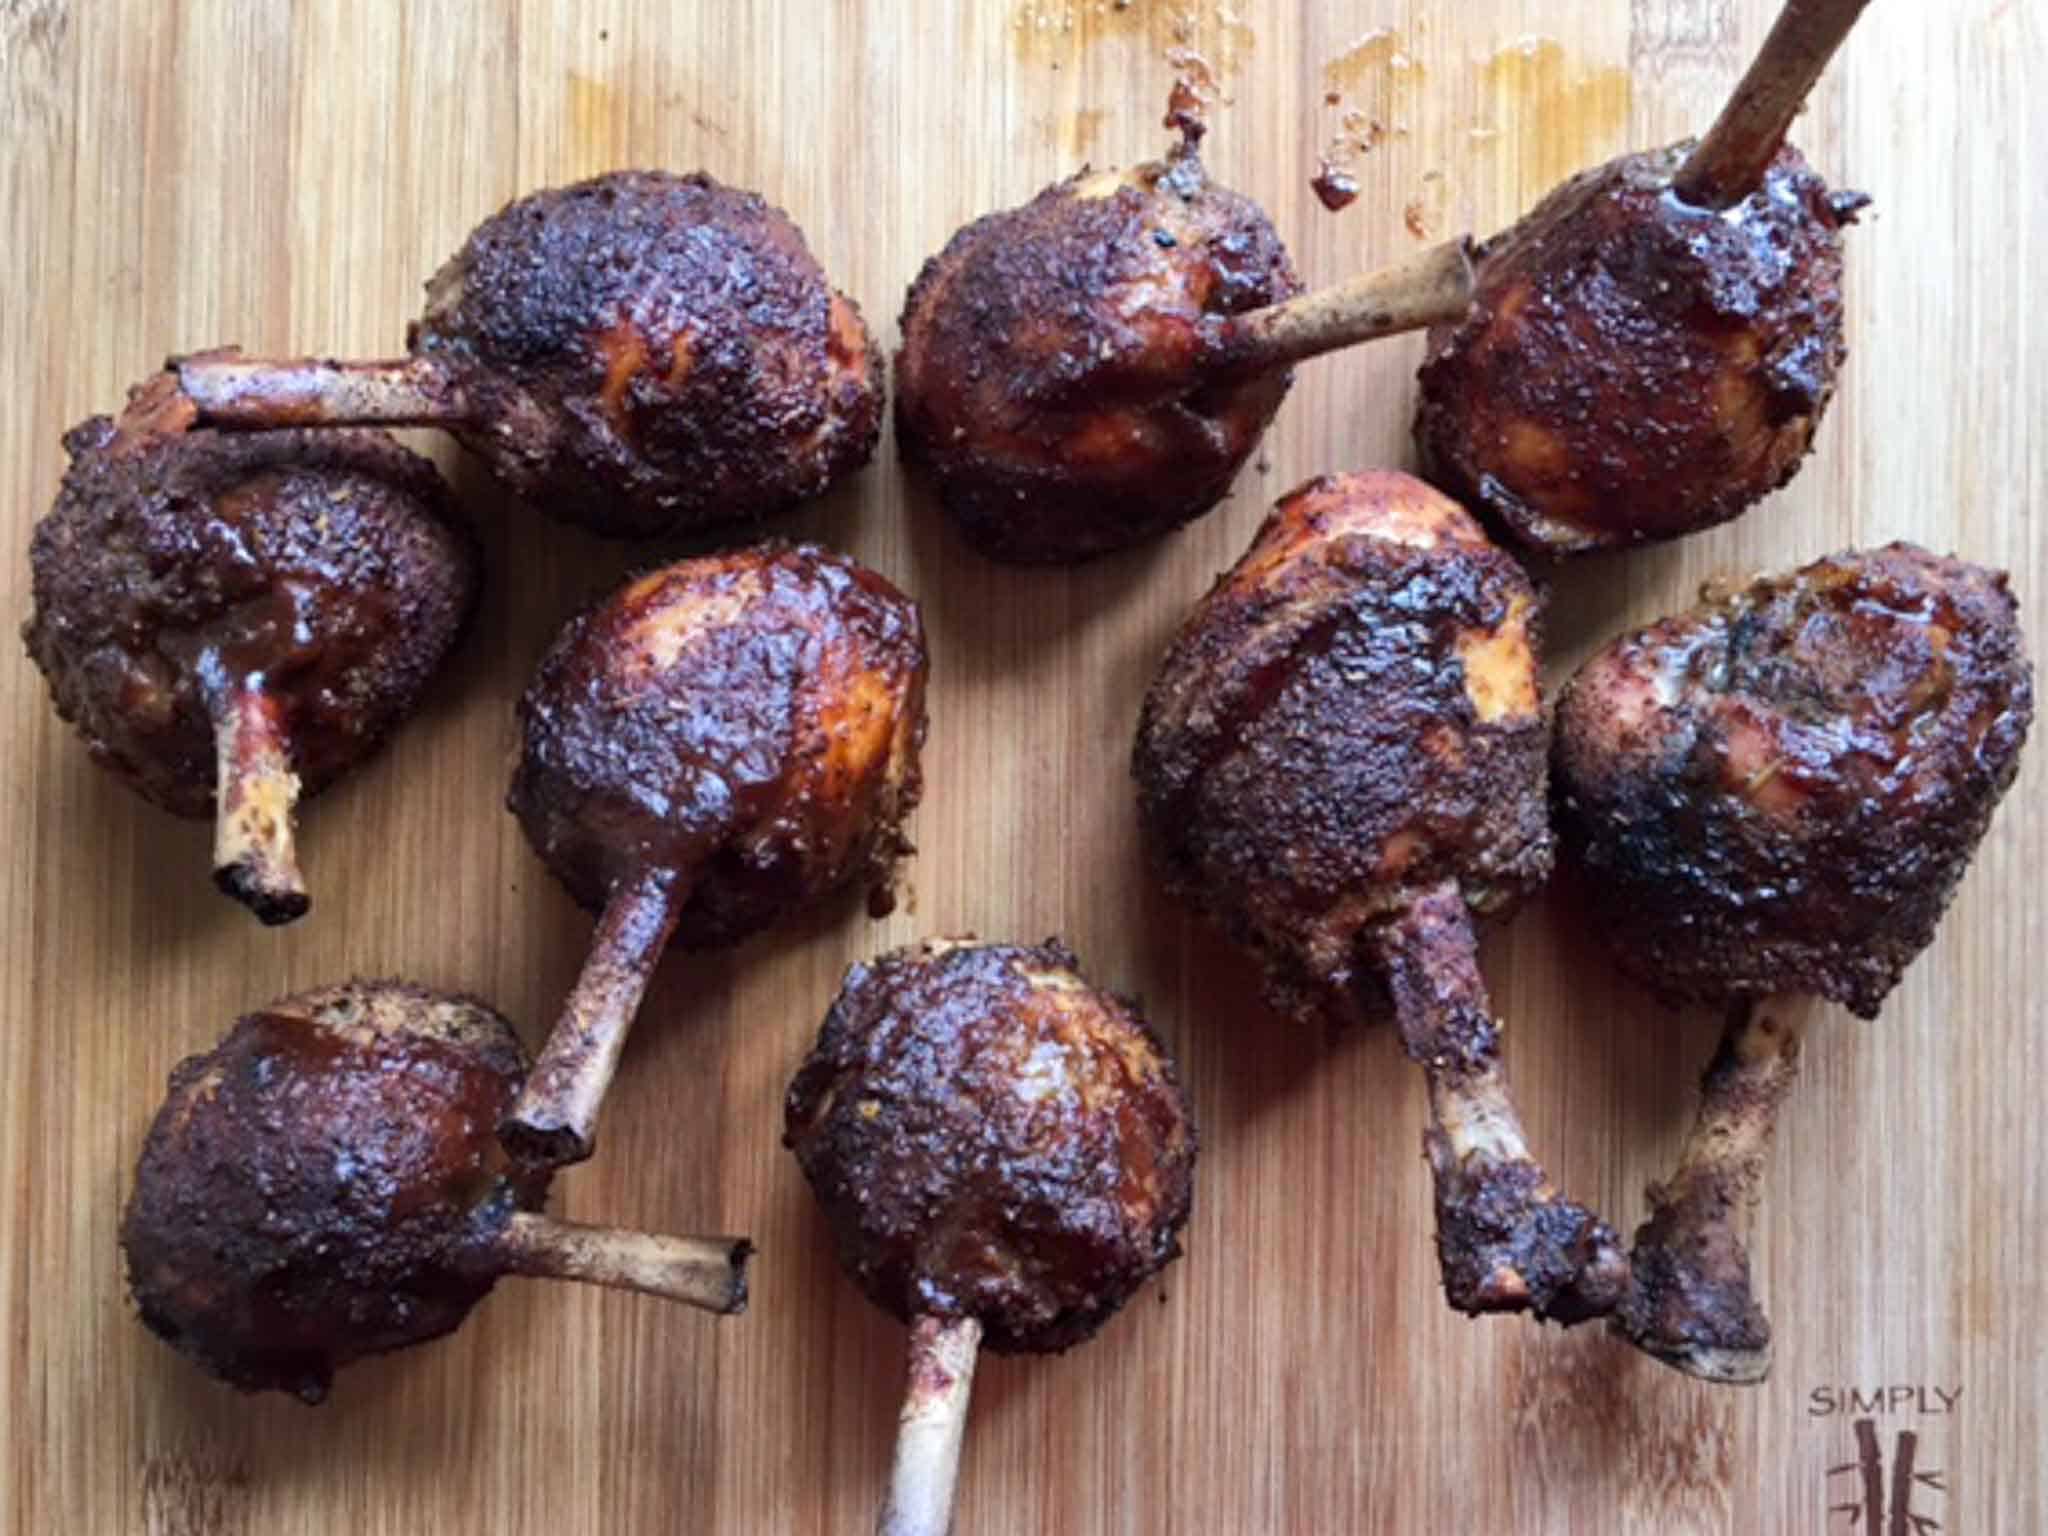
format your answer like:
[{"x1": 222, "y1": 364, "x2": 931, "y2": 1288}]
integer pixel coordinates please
[{"x1": 1810, "y1": 1385, "x2": 1960, "y2": 1532}]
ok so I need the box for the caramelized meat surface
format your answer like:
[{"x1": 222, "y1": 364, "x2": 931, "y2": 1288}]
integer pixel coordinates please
[
  {"x1": 1554, "y1": 544, "x2": 2033, "y2": 1016},
  {"x1": 895, "y1": 131, "x2": 1299, "y2": 563},
  {"x1": 413, "y1": 170, "x2": 881, "y2": 536},
  {"x1": 510, "y1": 542, "x2": 927, "y2": 947},
  {"x1": 1134, "y1": 471, "x2": 1552, "y2": 1025},
  {"x1": 121, "y1": 982, "x2": 548, "y2": 1402},
  {"x1": 1416, "y1": 142, "x2": 1862, "y2": 555},
  {"x1": 786, "y1": 939, "x2": 1195, "y2": 1354},
  {"x1": 22, "y1": 377, "x2": 476, "y2": 924}
]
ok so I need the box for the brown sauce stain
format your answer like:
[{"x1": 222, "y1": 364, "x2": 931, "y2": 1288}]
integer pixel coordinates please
[
  {"x1": 1312, "y1": 32, "x2": 1628, "y2": 233},
  {"x1": 1479, "y1": 36, "x2": 1633, "y2": 206},
  {"x1": 565, "y1": 71, "x2": 624, "y2": 177},
  {"x1": 1403, "y1": 170, "x2": 1446, "y2": 240},
  {"x1": 1314, "y1": 28, "x2": 1423, "y2": 211}
]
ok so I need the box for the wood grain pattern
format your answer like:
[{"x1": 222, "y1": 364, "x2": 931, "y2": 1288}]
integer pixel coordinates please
[{"x1": 3, "y1": 1, "x2": 2042, "y2": 1530}]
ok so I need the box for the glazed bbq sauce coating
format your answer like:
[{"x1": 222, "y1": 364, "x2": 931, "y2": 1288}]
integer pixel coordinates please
[
  {"x1": 122, "y1": 981, "x2": 752, "y2": 1403},
  {"x1": 784, "y1": 938, "x2": 1197, "y2": 1354},
  {"x1": 123, "y1": 983, "x2": 546, "y2": 1401},
  {"x1": 1554, "y1": 545, "x2": 2031, "y2": 1381},
  {"x1": 1135, "y1": 470, "x2": 1626, "y2": 1323},
  {"x1": 21, "y1": 374, "x2": 477, "y2": 924},
  {"x1": 1554, "y1": 544, "x2": 2033, "y2": 1017},
  {"x1": 503, "y1": 543, "x2": 928, "y2": 1166},
  {"x1": 894, "y1": 116, "x2": 1301, "y2": 564},
  {"x1": 1414, "y1": 141, "x2": 1865, "y2": 556},
  {"x1": 176, "y1": 171, "x2": 882, "y2": 539}
]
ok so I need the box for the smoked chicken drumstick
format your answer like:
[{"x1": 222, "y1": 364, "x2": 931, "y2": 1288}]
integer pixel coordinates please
[
  {"x1": 1554, "y1": 544, "x2": 2032, "y2": 1381},
  {"x1": 23, "y1": 373, "x2": 476, "y2": 925},
  {"x1": 1135, "y1": 469, "x2": 1625, "y2": 1324},
  {"x1": 1415, "y1": 0, "x2": 1874, "y2": 555},
  {"x1": 896, "y1": 89, "x2": 1474, "y2": 564},
  {"x1": 174, "y1": 171, "x2": 881, "y2": 538},
  {"x1": 786, "y1": 939, "x2": 1196, "y2": 1536},
  {"x1": 502, "y1": 543, "x2": 928, "y2": 1168},
  {"x1": 123, "y1": 981, "x2": 750, "y2": 1403}
]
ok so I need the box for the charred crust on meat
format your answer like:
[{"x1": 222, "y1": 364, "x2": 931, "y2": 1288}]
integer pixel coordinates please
[
  {"x1": 120, "y1": 981, "x2": 549, "y2": 1401},
  {"x1": 894, "y1": 141, "x2": 1299, "y2": 563},
  {"x1": 1416, "y1": 142, "x2": 1860, "y2": 554},
  {"x1": 1554, "y1": 542, "x2": 2033, "y2": 1016},
  {"x1": 1133, "y1": 472, "x2": 1554, "y2": 1027},
  {"x1": 784, "y1": 939, "x2": 1197, "y2": 1354},
  {"x1": 22, "y1": 381, "x2": 477, "y2": 823},
  {"x1": 1428, "y1": 1145, "x2": 1629, "y2": 1324},
  {"x1": 509, "y1": 542, "x2": 928, "y2": 949},
  {"x1": 412, "y1": 170, "x2": 882, "y2": 537},
  {"x1": 1614, "y1": 1178, "x2": 1772, "y2": 1373}
]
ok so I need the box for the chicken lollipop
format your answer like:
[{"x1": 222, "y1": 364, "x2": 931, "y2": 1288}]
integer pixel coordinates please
[
  {"x1": 896, "y1": 89, "x2": 1475, "y2": 563},
  {"x1": 23, "y1": 373, "x2": 476, "y2": 924},
  {"x1": 1135, "y1": 470, "x2": 1625, "y2": 1323},
  {"x1": 786, "y1": 939, "x2": 1196, "y2": 1536},
  {"x1": 123, "y1": 980, "x2": 750, "y2": 1403},
  {"x1": 502, "y1": 544, "x2": 927, "y2": 1167},
  {"x1": 1415, "y1": 0, "x2": 1872, "y2": 554},
  {"x1": 171, "y1": 170, "x2": 881, "y2": 538},
  {"x1": 1554, "y1": 544, "x2": 2032, "y2": 1381}
]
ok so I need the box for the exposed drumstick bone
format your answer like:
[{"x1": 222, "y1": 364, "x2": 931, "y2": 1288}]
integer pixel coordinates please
[
  {"x1": 1674, "y1": 0, "x2": 1874, "y2": 210},
  {"x1": 1613, "y1": 1001, "x2": 1804, "y2": 1384},
  {"x1": 499, "y1": 867, "x2": 686, "y2": 1167},
  {"x1": 490, "y1": 1211, "x2": 752, "y2": 1315},
  {"x1": 878, "y1": 1316, "x2": 983, "y2": 1536},
  {"x1": 1374, "y1": 881, "x2": 1630, "y2": 1324}
]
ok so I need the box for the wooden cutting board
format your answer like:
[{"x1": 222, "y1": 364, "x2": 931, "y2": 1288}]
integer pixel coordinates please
[{"x1": 4, "y1": 1, "x2": 2042, "y2": 1530}]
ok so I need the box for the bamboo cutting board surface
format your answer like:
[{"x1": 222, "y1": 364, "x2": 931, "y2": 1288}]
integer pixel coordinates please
[{"x1": 4, "y1": 1, "x2": 2044, "y2": 1531}]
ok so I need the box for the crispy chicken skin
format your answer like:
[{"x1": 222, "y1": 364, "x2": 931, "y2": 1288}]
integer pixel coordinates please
[
  {"x1": 1135, "y1": 472, "x2": 1627, "y2": 1323},
  {"x1": 1554, "y1": 543, "x2": 2033, "y2": 1018},
  {"x1": 121, "y1": 982, "x2": 549, "y2": 1403},
  {"x1": 183, "y1": 172, "x2": 882, "y2": 539},
  {"x1": 509, "y1": 543, "x2": 928, "y2": 948},
  {"x1": 22, "y1": 376, "x2": 476, "y2": 919},
  {"x1": 412, "y1": 171, "x2": 881, "y2": 536},
  {"x1": 785, "y1": 939, "x2": 1196, "y2": 1354},
  {"x1": 1416, "y1": 142, "x2": 1863, "y2": 555},
  {"x1": 1134, "y1": 470, "x2": 1552, "y2": 1026},
  {"x1": 895, "y1": 128, "x2": 1300, "y2": 564}
]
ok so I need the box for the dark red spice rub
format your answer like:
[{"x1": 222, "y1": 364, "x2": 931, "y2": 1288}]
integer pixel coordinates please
[
  {"x1": 410, "y1": 171, "x2": 882, "y2": 535},
  {"x1": 1134, "y1": 472, "x2": 1553, "y2": 1027},
  {"x1": 21, "y1": 374, "x2": 476, "y2": 923},
  {"x1": 1553, "y1": 543, "x2": 2034, "y2": 1019},
  {"x1": 175, "y1": 171, "x2": 882, "y2": 539},
  {"x1": 785, "y1": 939, "x2": 1197, "y2": 1354},
  {"x1": 1557, "y1": 542, "x2": 2029, "y2": 1381},
  {"x1": 1134, "y1": 471, "x2": 1625, "y2": 1324},
  {"x1": 509, "y1": 542, "x2": 928, "y2": 949},
  {"x1": 894, "y1": 124, "x2": 1300, "y2": 563},
  {"x1": 121, "y1": 982, "x2": 549, "y2": 1402},
  {"x1": 498, "y1": 541, "x2": 930, "y2": 1169},
  {"x1": 124, "y1": 981, "x2": 752, "y2": 1401},
  {"x1": 1415, "y1": 142, "x2": 1866, "y2": 555}
]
